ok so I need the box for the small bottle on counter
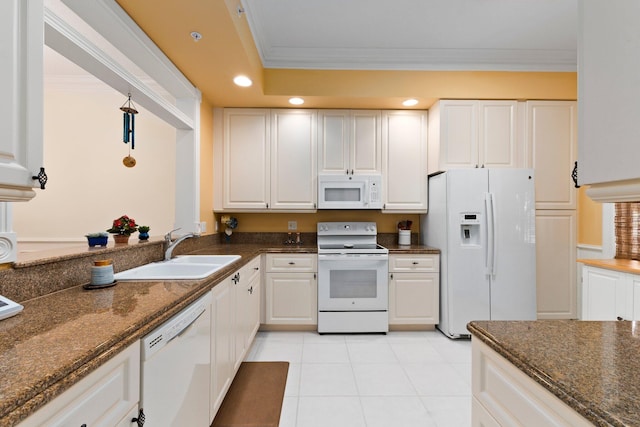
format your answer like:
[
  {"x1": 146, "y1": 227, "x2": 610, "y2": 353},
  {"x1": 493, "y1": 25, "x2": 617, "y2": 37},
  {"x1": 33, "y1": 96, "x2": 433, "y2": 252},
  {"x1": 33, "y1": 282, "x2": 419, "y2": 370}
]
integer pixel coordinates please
[{"x1": 296, "y1": 232, "x2": 302, "y2": 245}]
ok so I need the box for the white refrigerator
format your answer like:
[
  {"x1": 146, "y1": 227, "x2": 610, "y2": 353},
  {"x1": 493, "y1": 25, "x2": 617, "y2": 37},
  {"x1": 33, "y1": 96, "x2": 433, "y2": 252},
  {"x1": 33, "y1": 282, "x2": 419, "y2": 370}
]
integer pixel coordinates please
[{"x1": 421, "y1": 169, "x2": 537, "y2": 338}]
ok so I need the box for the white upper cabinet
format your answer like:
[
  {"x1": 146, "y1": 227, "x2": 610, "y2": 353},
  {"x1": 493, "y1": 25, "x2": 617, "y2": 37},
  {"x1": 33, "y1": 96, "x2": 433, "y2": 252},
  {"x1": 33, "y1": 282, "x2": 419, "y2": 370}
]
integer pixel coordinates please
[
  {"x1": 270, "y1": 109, "x2": 317, "y2": 210},
  {"x1": 382, "y1": 110, "x2": 428, "y2": 212},
  {"x1": 318, "y1": 110, "x2": 381, "y2": 175},
  {"x1": 428, "y1": 100, "x2": 519, "y2": 172},
  {"x1": 216, "y1": 108, "x2": 317, "y2": 212},
  {"x1": 578, "y1": 1, "x2": 640, "y2": 201},
  {"x1": 524, "y1": 101, "x2": 577, "y2": 210},
  {"x1": 222, "y1": 109, "x2": 271, "y2": 210},
  {"x1": 0, "y1": 0, "x2": 45, "y2": 201}
]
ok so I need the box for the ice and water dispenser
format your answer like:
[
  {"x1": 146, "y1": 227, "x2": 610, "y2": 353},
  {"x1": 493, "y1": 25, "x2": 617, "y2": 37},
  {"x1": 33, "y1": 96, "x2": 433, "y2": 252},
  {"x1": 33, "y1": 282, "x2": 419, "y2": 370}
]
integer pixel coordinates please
[{"x1": 460, "y1": 213, "x2": 481, "y2": 246}]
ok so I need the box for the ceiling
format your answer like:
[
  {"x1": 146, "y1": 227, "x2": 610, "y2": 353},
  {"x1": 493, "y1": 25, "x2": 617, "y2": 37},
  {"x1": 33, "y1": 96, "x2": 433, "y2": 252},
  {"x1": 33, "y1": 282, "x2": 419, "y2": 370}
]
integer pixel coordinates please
[{"x1": 110, "y1": 0, "x2": 577, "y2": 109}]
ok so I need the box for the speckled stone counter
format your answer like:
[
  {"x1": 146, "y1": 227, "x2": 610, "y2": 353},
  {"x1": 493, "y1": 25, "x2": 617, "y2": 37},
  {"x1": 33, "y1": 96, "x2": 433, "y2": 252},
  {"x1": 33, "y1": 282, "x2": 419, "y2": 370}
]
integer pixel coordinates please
[
  {"x1": 1, "y1": 238, "x2": 438, "y2": 426},
  {"x1": 468, "y1": 320, "x2": 640, "y2": 427}
]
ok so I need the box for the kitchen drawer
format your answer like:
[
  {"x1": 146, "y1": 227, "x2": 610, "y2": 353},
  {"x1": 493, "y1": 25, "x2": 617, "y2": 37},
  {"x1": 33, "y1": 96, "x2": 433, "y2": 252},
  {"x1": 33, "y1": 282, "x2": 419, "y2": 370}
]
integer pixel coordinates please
[
  {"x1": 20, "y1": 342, "x2": 140, "y2": 427},
  {"x1": 389, "y1": 254, "x2": 439, "y2": 272},
  {"x1": 265, "y1": 254, "x2": 317, "y2": 272}
]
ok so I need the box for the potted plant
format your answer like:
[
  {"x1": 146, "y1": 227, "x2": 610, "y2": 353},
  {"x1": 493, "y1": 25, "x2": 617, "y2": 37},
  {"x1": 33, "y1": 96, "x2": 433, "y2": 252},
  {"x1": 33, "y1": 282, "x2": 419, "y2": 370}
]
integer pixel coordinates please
[
  {"x1": 85, "y1": 232, "x2": 109, "y2": 247},
  {"x1": 106, "y1": 215, "x2": 138, "y2": 244},
  {"x1": 138, "y1": 225, "x2": 150, "y2": 241}
]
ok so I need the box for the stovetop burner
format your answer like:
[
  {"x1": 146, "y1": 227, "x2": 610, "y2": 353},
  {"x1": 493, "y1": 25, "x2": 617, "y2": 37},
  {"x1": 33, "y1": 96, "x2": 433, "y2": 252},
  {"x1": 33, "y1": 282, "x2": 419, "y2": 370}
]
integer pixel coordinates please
[{"x1": 317, "y1": 222, "x2": 388, "y2": 255}]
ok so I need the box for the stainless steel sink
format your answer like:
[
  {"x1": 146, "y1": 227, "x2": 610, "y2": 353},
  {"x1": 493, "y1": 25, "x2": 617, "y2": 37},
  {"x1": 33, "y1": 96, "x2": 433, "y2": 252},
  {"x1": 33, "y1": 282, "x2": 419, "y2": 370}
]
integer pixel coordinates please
[{"x1": 115, "y1": 255, "x2": 240, "y2": 281}]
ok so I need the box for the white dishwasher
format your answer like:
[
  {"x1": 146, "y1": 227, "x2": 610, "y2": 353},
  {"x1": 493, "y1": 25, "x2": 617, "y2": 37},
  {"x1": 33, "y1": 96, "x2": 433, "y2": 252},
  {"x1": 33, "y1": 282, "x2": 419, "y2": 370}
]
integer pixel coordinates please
[{"x1": 140, "y1": 292, "x2": 211, "y2": 426}]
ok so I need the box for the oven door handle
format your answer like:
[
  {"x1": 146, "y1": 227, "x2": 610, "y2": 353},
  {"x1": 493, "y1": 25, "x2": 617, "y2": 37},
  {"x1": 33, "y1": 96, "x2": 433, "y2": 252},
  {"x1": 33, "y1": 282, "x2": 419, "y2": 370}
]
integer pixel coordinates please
[{"x1": 318, "y1": 253, "x2": 389, "y2": 261}]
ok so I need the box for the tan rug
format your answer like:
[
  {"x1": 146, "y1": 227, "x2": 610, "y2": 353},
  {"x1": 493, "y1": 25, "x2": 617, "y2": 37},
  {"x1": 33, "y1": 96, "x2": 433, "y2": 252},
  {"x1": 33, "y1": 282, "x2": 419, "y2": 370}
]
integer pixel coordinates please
[{"x1": 212, "y1": 361, "x2": 289, "y2": 427}]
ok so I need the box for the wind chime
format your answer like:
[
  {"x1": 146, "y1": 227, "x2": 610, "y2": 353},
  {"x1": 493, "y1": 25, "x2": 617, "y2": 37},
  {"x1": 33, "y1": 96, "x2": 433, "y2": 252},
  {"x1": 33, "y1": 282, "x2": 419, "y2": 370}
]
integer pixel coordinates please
[{"x1": 120, "y1": 93, "x2": 138, "y2": 167}]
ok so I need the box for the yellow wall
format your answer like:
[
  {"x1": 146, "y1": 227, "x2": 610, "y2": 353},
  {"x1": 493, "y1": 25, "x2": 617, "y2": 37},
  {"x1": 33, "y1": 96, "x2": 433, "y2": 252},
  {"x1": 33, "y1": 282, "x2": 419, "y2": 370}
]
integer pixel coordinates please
[
  {"x1": 199, "y1": 97, "x2": 215, "y2": 235},
  {"x1": 577, "y1": 186, "x2": 603, "y2": 246},
  {"x1": 227, "y1": 212, "x2": 420, "y2": 234}
]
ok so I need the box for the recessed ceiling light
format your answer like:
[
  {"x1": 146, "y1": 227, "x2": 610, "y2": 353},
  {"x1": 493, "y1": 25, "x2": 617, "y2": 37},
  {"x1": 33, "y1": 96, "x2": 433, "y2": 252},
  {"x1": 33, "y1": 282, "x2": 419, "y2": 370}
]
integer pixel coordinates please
[
  {"x1": 289, "y1": 97, "x2": 304, "y2": 105},
  {"x1": 403, "y1": 99, "x2": 419, "y2": 107},
  {"x1": 233, "y1": 75, "x2": 252, "y2": 87},
  {"x1": 190, "y1": 31, "x2": 202, "y2": 42}
]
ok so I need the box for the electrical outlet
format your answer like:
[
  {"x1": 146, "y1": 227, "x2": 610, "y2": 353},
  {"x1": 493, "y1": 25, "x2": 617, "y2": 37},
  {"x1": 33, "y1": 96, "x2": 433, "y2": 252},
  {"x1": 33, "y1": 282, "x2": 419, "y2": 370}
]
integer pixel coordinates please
[{"x1": 288, "y1": 221, "x2": 297, "y2": 231}]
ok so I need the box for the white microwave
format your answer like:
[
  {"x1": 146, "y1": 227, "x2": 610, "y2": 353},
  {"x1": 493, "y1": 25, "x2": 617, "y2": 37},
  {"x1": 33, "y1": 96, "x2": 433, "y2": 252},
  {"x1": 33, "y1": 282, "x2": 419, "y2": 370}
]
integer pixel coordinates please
[{"x1": 317, "y1": 174, "x2": 382, "y2": 209}]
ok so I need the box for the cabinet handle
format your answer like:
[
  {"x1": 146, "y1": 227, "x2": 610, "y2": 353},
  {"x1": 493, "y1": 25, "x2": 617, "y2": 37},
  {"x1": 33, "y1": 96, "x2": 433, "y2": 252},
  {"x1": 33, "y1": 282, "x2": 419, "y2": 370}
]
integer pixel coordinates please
[
  {"x1": 132, "y1": 408, "x2": 146, "y2": 426},
  {"x1": 390, "y1": 273, "x2": 393, "y2": 279},
  {"x1": 254, "y1": 267, "x2": 259, "y2": 271},
  {"x1": 572, "y1": 161, "x2": 580, "y2": 188},
  {"x1": 32, "y1": 167, "x2": 48, "y2": 190},
  {"x1": 288, "y1": 262, "x2": 295, "y2": 265},
  {"x1": 266, "y1": 203, "x2": 269, "y2": 208},
  {"x1": 248, "y1": 286, "x2": 253, "y2": 294},
  {"x1": 617, "y1": 316, "x2": 624, "y2": 321},
  {"x1": 412, "y1": 261, "x2": 419, "y2": 265},
  {"x1": 81, "y1": 424, "x2": 87, "y2": 427}
]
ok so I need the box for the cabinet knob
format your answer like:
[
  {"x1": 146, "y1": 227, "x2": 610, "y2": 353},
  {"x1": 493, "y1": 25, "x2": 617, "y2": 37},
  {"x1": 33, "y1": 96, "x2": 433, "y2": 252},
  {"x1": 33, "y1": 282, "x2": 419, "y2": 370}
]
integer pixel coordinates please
[
  {"x1": 288, "y1": 262, "x2": 295, "y2": 265},
  {"x1": 32, "y1": 167, "x2": 48, "y2": 190},
  {"x1": 248, "y1": 286, "x2": 253, "y2": 294},
  {"x1": 412, "y1": 261, "x2": 419, "y2": 265},
  {"x1": 617, "y1": 316, "x2": 624, "y2": 321},
  {"x1": 132, "y1": 408, "x2": 146, "y2": 426}
]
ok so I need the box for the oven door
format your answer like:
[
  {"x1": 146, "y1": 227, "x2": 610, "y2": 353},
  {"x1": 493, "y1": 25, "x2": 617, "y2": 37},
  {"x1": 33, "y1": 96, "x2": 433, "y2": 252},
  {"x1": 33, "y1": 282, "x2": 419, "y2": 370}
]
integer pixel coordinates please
[{"x1": 318, "y1": 253, "x2": 388, "y2": 311}]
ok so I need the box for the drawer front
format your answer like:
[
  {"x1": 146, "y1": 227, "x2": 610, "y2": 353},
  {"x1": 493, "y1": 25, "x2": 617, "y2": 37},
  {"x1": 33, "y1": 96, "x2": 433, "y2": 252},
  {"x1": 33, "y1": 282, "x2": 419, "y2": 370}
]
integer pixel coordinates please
[
  {"x1": 265, "y1": 254, "x2": 317, "y2": 272},
  {"x1": 21, "y1": 342, "x2": 140, "y2": 427},
  {"x1": 389, "y1": 254, "x2": 439, "y2": 272}
]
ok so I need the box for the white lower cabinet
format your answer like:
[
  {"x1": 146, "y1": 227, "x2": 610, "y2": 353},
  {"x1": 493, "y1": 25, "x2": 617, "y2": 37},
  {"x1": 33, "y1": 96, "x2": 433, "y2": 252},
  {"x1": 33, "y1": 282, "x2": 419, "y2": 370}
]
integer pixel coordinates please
[
  {"x1": 581, "y1": 265, "x2": 636, "y2": 321},
  {"x1": 388, "y1": 254, "x2": 439, "y2": 326},
  {"x1": 20, "y1": 342, "x2": 140, "y2": 427},
  {"x1": 210, "y1": 256, "x2": 261, "y2": 422},
  {"x1": 264, "y1": 254, "x2": 318, "y2": 325},
  {"x1": 472, "y1": 338, "x2": 592, "y2": 427}
]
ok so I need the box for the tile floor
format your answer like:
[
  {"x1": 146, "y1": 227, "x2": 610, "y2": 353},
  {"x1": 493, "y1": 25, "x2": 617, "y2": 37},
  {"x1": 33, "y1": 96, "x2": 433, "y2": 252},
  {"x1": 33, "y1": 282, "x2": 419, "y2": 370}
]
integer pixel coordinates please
[{"x1": 245, "y1": 330, "x2": 472, "y2": 427}]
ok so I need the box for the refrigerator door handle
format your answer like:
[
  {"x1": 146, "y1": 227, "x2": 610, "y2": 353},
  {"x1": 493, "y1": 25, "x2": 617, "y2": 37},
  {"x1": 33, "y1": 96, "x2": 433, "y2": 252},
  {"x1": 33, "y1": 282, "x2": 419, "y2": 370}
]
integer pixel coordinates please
[
  {"x1": 490, "y1": 193, "x2": 498, "y2": 276},
  {"x1": 485, "y1": 193, "x2": 495, "y2": 275}
]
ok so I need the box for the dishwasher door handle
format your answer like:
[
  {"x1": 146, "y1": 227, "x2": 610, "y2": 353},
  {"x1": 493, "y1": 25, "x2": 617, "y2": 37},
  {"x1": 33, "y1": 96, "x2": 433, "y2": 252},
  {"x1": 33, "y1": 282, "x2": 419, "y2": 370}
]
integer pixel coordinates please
[{"x1": 167, "y1": 307, "x2": 206, "y2": 344}]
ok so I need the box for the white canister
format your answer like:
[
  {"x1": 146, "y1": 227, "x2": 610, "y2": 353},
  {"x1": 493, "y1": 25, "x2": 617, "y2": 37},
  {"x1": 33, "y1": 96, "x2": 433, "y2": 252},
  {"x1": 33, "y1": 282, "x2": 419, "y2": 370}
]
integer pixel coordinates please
[
  {"x1": 91, "y1": 260, "x2": 114, "y2": 285},
  {"x1": 398, "y1": 230, "x2": 411, "y2": 246}
]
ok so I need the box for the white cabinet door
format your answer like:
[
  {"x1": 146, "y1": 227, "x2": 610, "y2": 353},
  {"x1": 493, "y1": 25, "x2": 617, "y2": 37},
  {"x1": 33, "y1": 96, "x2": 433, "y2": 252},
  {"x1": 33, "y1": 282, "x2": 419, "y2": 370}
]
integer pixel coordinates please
[
  {"x1": 535, "y1": 210, "x2": 577, "y2": 319},
  {"x1": 351, "y1": 110, "x2": 382, "y2": 174},
  {"x1": 479, "y1": 101, "x2": 519, "y2": 169},
  {"x1": 389, "y1": 272, "x2": 439, "y2": 325},
  {"x1": 0, "y1": 0, "x2": 44, "y2": 202},
  {"x1": 382, "y1": 110, "x2": 428, "y2": 212},
  {"x1": 271, "y1": 109, "x2": 317, "y2": 210},
  {"x1": 210, "y1": 279, "x2": 233, "y2": 419},
  {"x1": 429, "y1": 100, "x2": 519, "y2": 172},
  {"x1": 223, "y1": 109, "x2": 270, "y2": 209},
  {"x1": 318, "y1": 110, "x2": 381, "y2": 175},
  {"x1": 435, "y1": 100, "x2": 479, "y2": 170},
  {"x1": 525, "y1": 101, "x2": 577, "y2": 210},
  {"x1": 20, "y1": 342, "x2": 140, "y2": 427},
  {"x1": 578, "y1": 1, "x2": 640, "y2": 193},
  {"x1": 265, "y1": 272, "x2": 318, "y2": 325},
  {"x1": 581, "y1": 266, "x2": 634, "y2": 321}
]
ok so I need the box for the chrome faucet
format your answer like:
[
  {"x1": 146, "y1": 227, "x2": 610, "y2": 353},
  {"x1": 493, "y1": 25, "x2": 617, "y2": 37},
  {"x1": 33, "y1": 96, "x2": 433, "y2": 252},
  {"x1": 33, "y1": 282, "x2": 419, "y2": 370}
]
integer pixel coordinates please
[{"x1": 164, "y1": 228, "x2": 198, "y2": 261}]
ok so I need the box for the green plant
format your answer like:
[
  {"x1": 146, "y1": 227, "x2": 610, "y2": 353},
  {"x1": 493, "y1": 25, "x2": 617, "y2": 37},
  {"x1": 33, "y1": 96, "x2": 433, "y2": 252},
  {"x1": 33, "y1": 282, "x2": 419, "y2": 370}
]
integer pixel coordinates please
[
  {"x1": 138, "y1": 225, "x2": 150, "y2": 233},
  {"x1": 85, "y1": 232, "x2": 108, "y2": 238},
  {"x1": 106, "y1": 215, "x2": 138, "y2": 235}
]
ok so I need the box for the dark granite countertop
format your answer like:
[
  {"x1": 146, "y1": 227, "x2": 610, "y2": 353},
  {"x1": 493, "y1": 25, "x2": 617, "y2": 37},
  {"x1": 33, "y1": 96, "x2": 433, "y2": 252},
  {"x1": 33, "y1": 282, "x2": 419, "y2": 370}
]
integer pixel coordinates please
[
  {"x1": 468, "y1": 320, "x2": 640, "y2": 427},
  {"x1": 1, "y1": 241, "x2": 438, "y2": 426}
]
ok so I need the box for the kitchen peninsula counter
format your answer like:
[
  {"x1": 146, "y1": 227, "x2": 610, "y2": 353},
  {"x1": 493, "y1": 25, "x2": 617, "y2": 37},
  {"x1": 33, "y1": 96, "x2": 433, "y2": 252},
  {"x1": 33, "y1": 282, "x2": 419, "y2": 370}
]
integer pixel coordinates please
[
  {"x1": 578, "y1": 258, "x2": 640, "y2": 275},
  {"x1": 1, "y1": 240, "x2": 439, "y2": 426},
  {"x1": 468, "y1": 320, "x2": 640, "y2": 427}
]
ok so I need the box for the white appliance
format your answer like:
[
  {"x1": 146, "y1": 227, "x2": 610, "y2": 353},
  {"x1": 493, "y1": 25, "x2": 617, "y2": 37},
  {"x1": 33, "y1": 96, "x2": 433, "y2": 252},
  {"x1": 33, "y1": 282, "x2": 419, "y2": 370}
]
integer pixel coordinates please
[
  {"x1": 317, "y1": 222, "x2": 389, "y2": 333},
  {"x1": 317, "y1": 174, "x2": 382, "y2": 209},
  {"x1": 421, "y1": 169, "x2": 536, "y2": 339},
  {"x1": 140, "y1": 292, "x2": 211, "y2": 425}
]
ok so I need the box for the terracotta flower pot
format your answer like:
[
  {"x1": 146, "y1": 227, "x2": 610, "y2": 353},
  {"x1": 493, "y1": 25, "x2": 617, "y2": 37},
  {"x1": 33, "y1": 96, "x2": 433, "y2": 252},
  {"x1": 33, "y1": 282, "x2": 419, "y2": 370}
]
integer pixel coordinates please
[{"x1": 113, "y1": 234, "x2": 130, "y2": 244}]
